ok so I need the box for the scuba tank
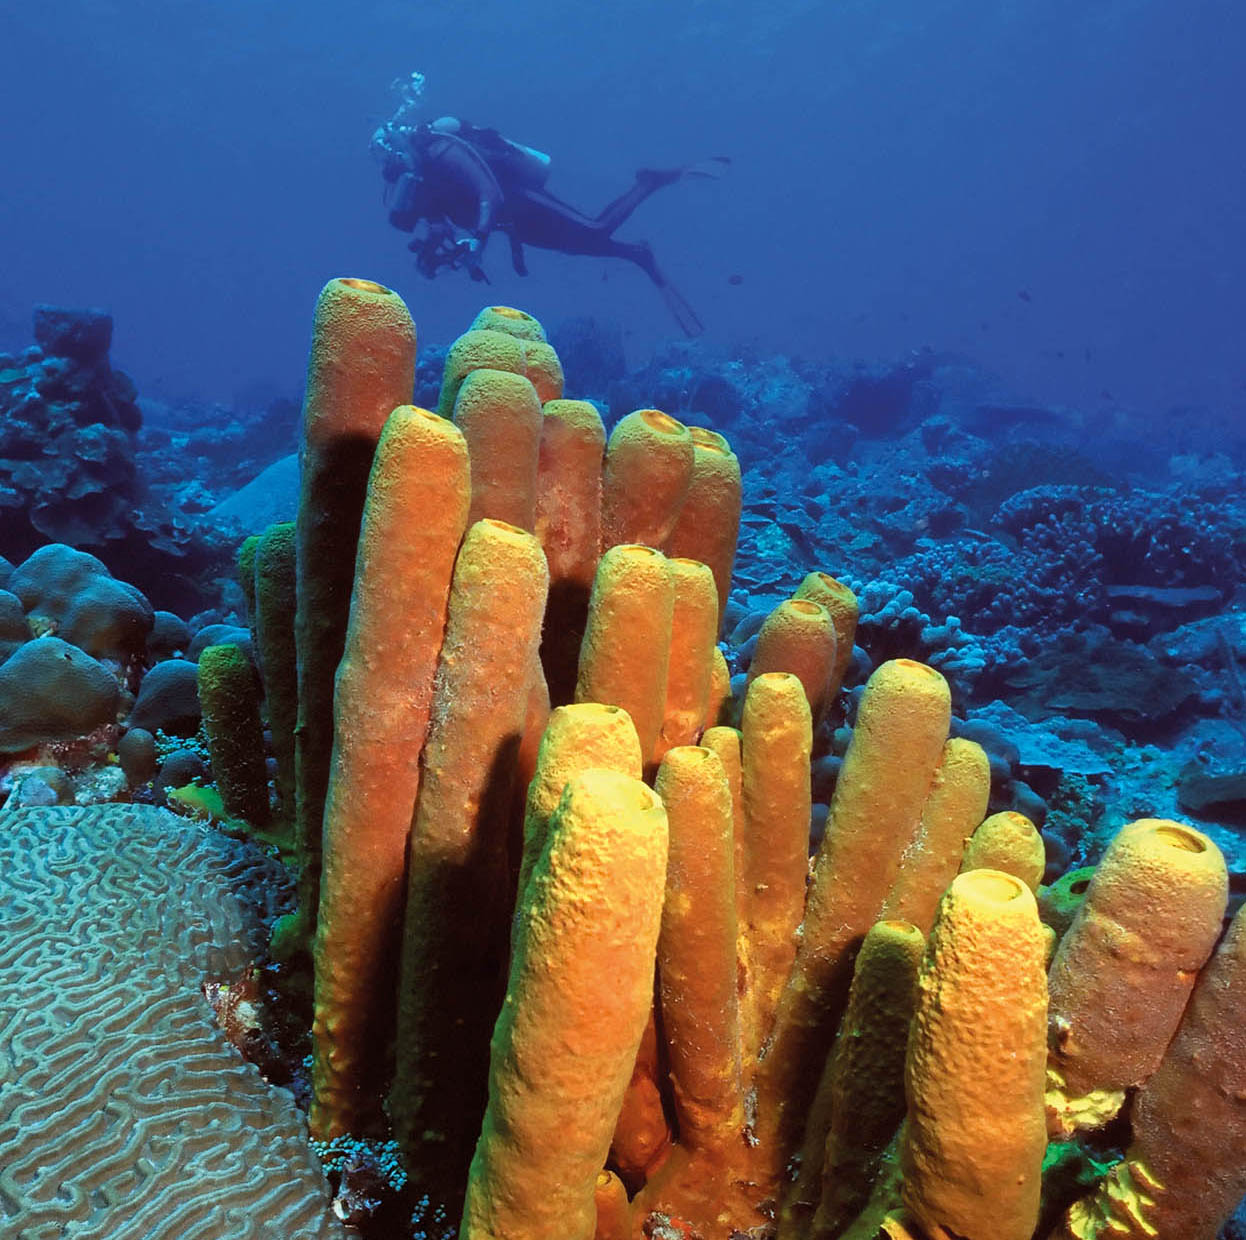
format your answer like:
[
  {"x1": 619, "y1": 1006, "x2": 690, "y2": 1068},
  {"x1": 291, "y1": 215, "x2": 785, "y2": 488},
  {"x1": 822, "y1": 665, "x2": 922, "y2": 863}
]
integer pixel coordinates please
[
  {"x1": 492, "y1": 136, "x2": 551, "y2": 190},
  {"x1": 432, "y1": 117, "x2": 551, "y2": 190}
]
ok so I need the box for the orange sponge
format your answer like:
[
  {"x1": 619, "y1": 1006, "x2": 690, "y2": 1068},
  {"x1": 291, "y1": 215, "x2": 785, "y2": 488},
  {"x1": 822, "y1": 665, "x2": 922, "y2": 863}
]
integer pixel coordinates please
[
  {"x1": 739, "y1": 671, "x2": 813, "y2": 1062},
  {"x1": 514, "y1": 701, "x2": 643, "y2": 920},
  {"x1": 575, "y1": 544, "x2": 676, "y2": 766},
  {"x1": 310, "y1": 406, "x2": 469, "y2": 1138},
  {"x1": 535, "y1": 399, "x2": 607, "y2": 706},
  {"x1": 469, "y1": 304, "x2": 547, "y2": 340},
  {"x1": 881, "y1": 737, "x2": 991, "y2": 933},
  {"x1": 792, "y1": 572, "x2": 859, "y2": 699},
  {"x1": 901, "y1": 870, "x2": 1048, "y2": 1240},
  {"x1": 389, "y1": 519, "x2": 549, "y2": 1203},
  {"x1": 1045, "y1": 818, "x2": 1227, "y2": 1137},
  {"x1": 746, "y1": 598, "x2": 838, "y2": 725},
  {"x1": 801, "y1": 919, "x2": 926, "y2": 1240},
  {"x1": 601, "y1": 409, "x2": 695, "y2": 550},
  {"x1": 451, "y1": 369, "x2": 543, "y2": 529},
  {"x1": 654, "y1": 746, "x2": 744, "y2": 1160},
  {"x1": 657, "y1": 558, "x2": 720, "y2": 758},
  {"x1": 518, "y1": 339, "x2": 564, "y2": 403},
  {"x1": 294, "y1": 278, "x2": 416, "y2": 937},
  {"x1": 437, "y1": 324, "x2": 562, "y2": 414},
  {"x1": 960, "y1": 810, "x2": 1045, "y2": 891},
  {"x1": 437, "y1": 328, "x2": 526, "y2": 416},
  {"x1": 459, "y1": 769, "x2": 668, "y2": 1240},
  {"x1": 701, "y1": 724, "x2": 745, "y2": 942},
  {"x1": 755, "y1": 659, "x2": 951, "y2": 1175},
  {"x1": 704, "y1": 646, "x2": 733, "y2": 729},
  {"x1": 1062, "y1": 905, "x2": 1246, "y2": 1240},
  {"x1": 665, "y1": 426, "x2": 742, "y2": 625}
]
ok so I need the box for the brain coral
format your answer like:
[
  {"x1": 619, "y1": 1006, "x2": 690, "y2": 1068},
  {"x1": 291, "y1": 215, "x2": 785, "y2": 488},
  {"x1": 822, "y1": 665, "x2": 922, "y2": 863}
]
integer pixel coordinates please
[{"x1": 0, "y1": 805, "x2": 343, "y2": 1239}]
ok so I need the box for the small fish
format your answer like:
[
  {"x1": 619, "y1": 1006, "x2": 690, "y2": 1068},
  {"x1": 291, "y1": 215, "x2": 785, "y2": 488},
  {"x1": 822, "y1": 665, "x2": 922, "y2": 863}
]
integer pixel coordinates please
[
  {"x1": 727, "y1": 273, "x2": 743, "y2": 286},
  {"x1": 1100, "y1": 389, "x2": 1114, "y2": 400},
  {"x1": 1018, "y1": 289, "x2": 1032, "y2": 302}
]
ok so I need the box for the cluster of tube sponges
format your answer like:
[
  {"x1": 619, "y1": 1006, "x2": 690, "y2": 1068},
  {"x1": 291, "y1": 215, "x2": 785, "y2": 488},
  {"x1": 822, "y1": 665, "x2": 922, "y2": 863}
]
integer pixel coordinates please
[{"x1": 229, "y1": 278, "x2": 1243, "y2": 1240}]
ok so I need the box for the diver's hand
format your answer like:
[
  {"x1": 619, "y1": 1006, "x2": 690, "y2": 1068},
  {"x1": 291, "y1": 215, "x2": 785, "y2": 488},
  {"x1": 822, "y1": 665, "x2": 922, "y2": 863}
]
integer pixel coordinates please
[{"x1": 455, "y1": 235, "x2": 489, "y2": 281}]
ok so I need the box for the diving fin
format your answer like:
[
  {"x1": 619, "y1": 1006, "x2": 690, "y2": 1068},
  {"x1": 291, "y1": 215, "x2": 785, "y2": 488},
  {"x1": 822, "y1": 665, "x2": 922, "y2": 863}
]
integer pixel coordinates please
[
  {"x1": 635, "y1": 156, "x2": 731, "y2": 191},
  {"x1": 683, "y1": 155, "x2": 731, "y2": 179},
  {"x1": 658, "y1": 276, "x2": 704, "y2": 338}
]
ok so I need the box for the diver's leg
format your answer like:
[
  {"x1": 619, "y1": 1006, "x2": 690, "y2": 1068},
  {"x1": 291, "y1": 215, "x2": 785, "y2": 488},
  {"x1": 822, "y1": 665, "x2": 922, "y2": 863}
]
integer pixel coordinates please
[
  {"x1": 608, "y1": 239, "x2": 704, "y2": 338},
  {"x1": 594, "y1": 157, "x2": 731, "y2": 235},
  {"x1": 593, "y1": 172, "x2": 682, "y2": 234},
  {"x1": 508, "y1": 233, "x2": 529, "y2": 276}
]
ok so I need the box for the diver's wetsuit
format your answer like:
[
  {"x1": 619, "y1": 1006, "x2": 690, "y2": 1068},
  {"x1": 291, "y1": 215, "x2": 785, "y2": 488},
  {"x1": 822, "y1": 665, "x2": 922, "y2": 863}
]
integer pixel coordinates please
[{"x1": 386, "y1": 122, "x2": 721, "y2": 336}]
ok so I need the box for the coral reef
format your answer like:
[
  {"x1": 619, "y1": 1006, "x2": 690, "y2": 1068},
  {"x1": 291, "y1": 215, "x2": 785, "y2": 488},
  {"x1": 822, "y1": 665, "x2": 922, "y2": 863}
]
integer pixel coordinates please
[
  {"x1": 0, "y1": 307, "x2": 231, "y2": 613},
  {"x1": 0, "y1": 307, "x2": 141, "y2": 552},
  {"x1": 2, "y1": 286, "x2": 1245, "y2": 1240}
]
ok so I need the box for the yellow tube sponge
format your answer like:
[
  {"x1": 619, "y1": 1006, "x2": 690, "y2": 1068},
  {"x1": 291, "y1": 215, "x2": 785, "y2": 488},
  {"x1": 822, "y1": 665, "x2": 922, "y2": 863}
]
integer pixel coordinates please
[
  {"x1": 901, "y1": 870, "x2": 1048, "y2": 1240},
  {"x1": 755, "y1": 660, "x2": 951, "y2": 1176},
  {"x1": 1062, "y1": 905, "x2": 1246, "y2": 1240},
  {"x1": 657, "y1": 558, "x2": 720, "y2": 758},
  {"x1": 294, "y1": 278, "x2": 416, "y2": 937},
  {"x1": 575, "y1": 544, "x2": 676, "y2": 766},
  {"x1": 747, "y1": 598, "x2": 838, "y2": 726},
  {"x1": 881, "y1": 737, "x2": 991, "y2": 933},
  {"x1": 792, "y1": 572, "x2": 859, "y2": 700},
  {"x1": 609, "y1": 1010, "x2": 672, "y2": 1190},
  {"x1": 253, "y1": 522, "x2": 297, "y2": 820},
  {"x1": 593, "y1": 1170, "x2": 631, "y2": 1240},
  {"x1": 705, "y1": 645, "x2": 733, "y2": 729},
  {"x1": 519, "y1": 338, "x2": 564, "y2": 403},
  {"x1": 739, "y1": 671, "x2": 814, "y2": 1063},
  {"x1": 665, "y1": 426, "x2": 742, "y2": 626},
  {"x1": 960, "y1": 810, "x2": 1045, "y2": 891},
  {"x1": 600, "y1": 409, "x2": 695, "y2": 550},
  {"x1": 469, "y1": 304, "x2": 547, "y2": 340},
  {"x1": 654, "y1": 746, "x2": 744, "y2": 1161},
  {"x1": 535, "y1": 399, "x2": 607, "y2": 707},
  {"x1": 452, "y1": 369, "x2": 543, "y2": 530},
  {"x1": 514, "y1": 701, "x2": 643, "y2": 920},
  {"x1": 459, "y1": 769, "x2": 668, "y2": 1240},
  {"x1": 310, "y1": 406, "x2": 470, "y2": 1137},
  {"x1": 437, "y1": 328, "x2": 526, "y2": 416},
  {"x1": 1045, "y1": 818, "x2": 1227, "y2": 1138},
  {"x1": 390, "y1": 519, "x2": 549, "y2": 1207},
  {"x1": 801, "y1": 919, "x2": 926, "y2": 1240},
  {"x1": 641, "y1": 766, "x2": 761, "y2": 1231},
  {"x1": 701, "y1": 724, "x2": 745, "y2": 940}
]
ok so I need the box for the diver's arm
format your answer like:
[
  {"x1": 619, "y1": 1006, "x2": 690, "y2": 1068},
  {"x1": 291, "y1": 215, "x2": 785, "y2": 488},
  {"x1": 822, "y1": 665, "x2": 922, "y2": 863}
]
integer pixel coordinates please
[
  {"x1": 435, "y1": 137, "x2": 505, "y2": 254},
  {"x1": 387, "y1": 172, "x2": 425, "y2": 232}
]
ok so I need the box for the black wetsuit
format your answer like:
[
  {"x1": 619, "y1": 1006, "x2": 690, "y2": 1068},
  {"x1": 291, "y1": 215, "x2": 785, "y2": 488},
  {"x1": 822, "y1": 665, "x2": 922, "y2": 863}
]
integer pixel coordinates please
[{"x1": 387, "y1": 123, "x2": 715, "y2": 336}]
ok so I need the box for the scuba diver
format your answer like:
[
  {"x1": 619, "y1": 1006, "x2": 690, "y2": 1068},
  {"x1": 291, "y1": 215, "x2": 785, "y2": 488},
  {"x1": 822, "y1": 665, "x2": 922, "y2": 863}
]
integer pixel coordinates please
[{"x1": 371, "y1": 114, "x2": 728, "y2": 337}]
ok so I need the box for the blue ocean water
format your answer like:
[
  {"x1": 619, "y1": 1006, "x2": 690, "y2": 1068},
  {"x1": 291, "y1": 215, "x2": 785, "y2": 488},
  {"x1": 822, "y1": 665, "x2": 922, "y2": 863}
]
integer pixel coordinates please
[
  {"x1": 1, "y1": 0, "x2": 1243, "y2": 419},
  {"x1": 2, "y1": 2, "x2": 1246, "y2": 1238}
]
